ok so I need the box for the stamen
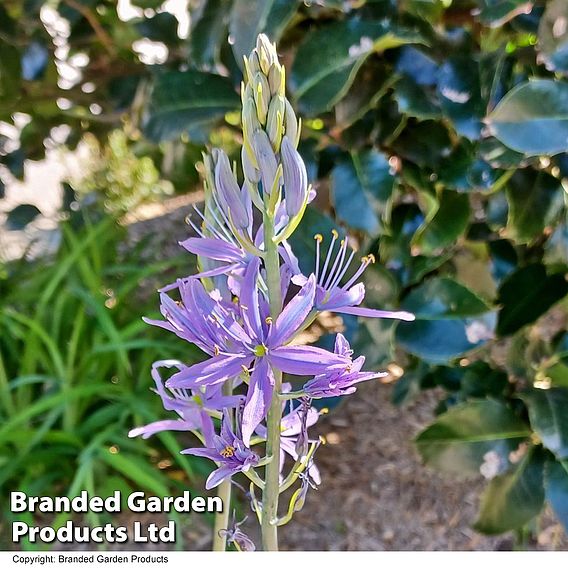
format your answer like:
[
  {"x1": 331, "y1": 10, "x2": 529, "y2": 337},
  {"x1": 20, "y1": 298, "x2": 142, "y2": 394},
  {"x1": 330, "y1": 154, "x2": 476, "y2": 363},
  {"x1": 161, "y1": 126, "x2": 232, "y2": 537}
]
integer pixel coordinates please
[
  {"x1": 319, "y1": 230, "x2": 338, "y2": 285},
  {"x1": 314, "y1": 234, "x2": 322, "y2": 280},
  {"x1": 265, "y1": 316, "x2": 273, "y2": 324},
  {"x1": 220, "y1": 446, "x2": 235, "y2": 458},
  {"x1": 323, "y1": 237, "x2": 348, "y2": 290},
  {"x1": 342, "y1": 255, "x2": 371, "y2": 290},
  {"x1": 214, "y1": 345, "x2": 220, "y2": 356},
  {"x1": 329, "y1": 247, "x2": 355, "y2": 292}
]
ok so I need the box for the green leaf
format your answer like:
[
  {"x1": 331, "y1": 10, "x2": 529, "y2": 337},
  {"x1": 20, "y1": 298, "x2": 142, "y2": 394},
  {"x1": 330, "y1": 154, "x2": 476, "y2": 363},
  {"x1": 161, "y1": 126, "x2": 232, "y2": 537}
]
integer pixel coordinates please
[
  {"x1": 144, "y1": 71, "x2": 239, "y2": 141},
  {"x1": 545, "y1": 459, "x2": 568, "y2": 531},
  {"x1": 538, "y1": 0, "x2": 568, "y2": 75},
  {"x1": 505, "y1": 170, "x2": 564, "y2": 244},
  {"x1": 437, "y1": 56, "x2": 484, "y2": 140},
  {"x1": 401, "y1": 277, "x2": 492, "y2": 319},
  {"x1": 415, "y1": 400, "x2": 530, "y2": 477},
  {"x1": 291, "y1": 19, "x2": 421, "y2": 115},
  {"x1": 5, "y1": 204, "x2": 41, "y2": 230},
  {"x1": 411, "y1": 191, "x2": 471, "y2": 255},
  {"x1": 521, "y1": 388, "x2": 568, "y2": 460},
  {"x1": 477, "y1": 0, "x2": 534, "y2": 28},
  {"x1": 487, "y1": 80, "x2": 568, "y2": 156},
  {"x1": 190, "y1": 0, "x2": 231, "y2": 67},
  {"x1": 496, "y1": 264, "x2": 568, "y2": 336},
  {"x1": 393, "y1": 75, "x2": 441, "y2": 120},
  {"x1": 331, "y1": 149, "x2": 395, "y2": 234},
  {"x1": 229, "y1": 0, "x2": 298, "y2": 66},
  {"x1": 474, "y1": 447, "x2": 545, "y2": 535}
]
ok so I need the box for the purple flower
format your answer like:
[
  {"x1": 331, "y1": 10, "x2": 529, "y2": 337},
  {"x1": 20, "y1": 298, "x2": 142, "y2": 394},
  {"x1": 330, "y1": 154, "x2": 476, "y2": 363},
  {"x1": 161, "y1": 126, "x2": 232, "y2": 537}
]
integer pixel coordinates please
[
  {"x1": 215, "y1": 150, "x2": 251, "y2": 230},
  {"x1": 219, "y1": 516, "x2": 256, "y2": 552},
  {"x1": 304, "y1": 334, "x2": 386, "y2": 398},
  {"x1": 128, "y1": 360, "x2": 242, "y2": 441},
  {"x1": 292, "y1": 231, "x2": 415, "y2": 321},
  {"x1": 182, "y1": 410, "x2": 259, "y2": 489},
  {"x1": 164, "y1": 257, "x2": 351, "y2": 444}
]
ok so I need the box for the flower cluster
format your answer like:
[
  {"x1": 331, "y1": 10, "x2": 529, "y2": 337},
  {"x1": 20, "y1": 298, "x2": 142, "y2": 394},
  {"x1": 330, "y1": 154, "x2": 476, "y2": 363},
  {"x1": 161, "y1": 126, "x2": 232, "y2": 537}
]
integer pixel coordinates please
[{"x1": 129, "y1": 35, "x2": 414, "y2": 551}]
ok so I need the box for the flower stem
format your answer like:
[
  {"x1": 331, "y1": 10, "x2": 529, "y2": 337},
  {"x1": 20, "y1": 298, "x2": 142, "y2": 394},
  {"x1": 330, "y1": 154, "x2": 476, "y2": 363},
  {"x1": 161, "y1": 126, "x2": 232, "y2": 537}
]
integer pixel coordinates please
[
  {"x1": 212, "y1": 478, "x2": 231, "y2": 551},
  {"x1": 261, "y1": 208, "x2": 283, "y2": 551},
  {"x1": 212, "y1": 381, "x2": 234, "y2": 551}
]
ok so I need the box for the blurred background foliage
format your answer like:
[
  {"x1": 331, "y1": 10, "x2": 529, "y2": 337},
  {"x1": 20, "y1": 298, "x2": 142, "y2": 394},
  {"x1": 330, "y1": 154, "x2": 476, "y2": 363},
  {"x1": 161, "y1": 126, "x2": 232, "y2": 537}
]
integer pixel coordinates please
[{"x1": 1, "y1": 0, "x2": 568, "y2": 546}]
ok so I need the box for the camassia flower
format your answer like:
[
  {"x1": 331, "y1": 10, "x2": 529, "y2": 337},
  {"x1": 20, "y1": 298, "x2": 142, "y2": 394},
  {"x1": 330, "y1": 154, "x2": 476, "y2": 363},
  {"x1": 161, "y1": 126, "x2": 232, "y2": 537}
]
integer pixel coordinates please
[
  {"x1": 304, "y1": 334, "x2": 386, "y2": 398},
  {"x1": 163, "y1": 257, "x2": 351, "y2": 444},
  {"x1": 182, "y1": 410, "x2": 259, "y2": 490},
  {"x1": 292, "y1": 230, "x2": 415, "y2": 321},
  {"x1": 128, "y1": 360, "x2": 243, "y2": 441}
]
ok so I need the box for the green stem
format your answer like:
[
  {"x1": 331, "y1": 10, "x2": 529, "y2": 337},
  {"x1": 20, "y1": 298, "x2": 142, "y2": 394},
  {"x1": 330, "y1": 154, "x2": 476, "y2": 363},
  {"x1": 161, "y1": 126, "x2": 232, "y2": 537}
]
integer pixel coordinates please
[
  {"x1": 212, "y1": 382, "x2": 233, "y2": 551},
  {"x1": 261, "y1": 208, "x2": 283, "y2": 551},
  {"x1": 212, "y1": 478, "x2": 231, "y2": 551}
]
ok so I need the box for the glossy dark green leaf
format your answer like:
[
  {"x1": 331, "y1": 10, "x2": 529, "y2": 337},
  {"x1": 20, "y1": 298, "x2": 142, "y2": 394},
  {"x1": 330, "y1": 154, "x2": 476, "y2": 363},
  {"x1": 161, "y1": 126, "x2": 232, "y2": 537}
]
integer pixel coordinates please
[
  {"x1": 6, "y1": 204, "x2": 41, "y2": 231},
  {"x1": 477, "y1": 0, "x2": 534, "y2": 28},
  {"x1": 143, "y1": 71, "x2": 239, "y2": 141},
  {"x1": 437, "y1": 56, "x2": 484, "y2": 140},
  {"x1": 393, "y1": 76, "x2": 441, "y2": 120},
  {"x1": 395, "y1": 46, "x2": 439, "y2": 87},
  {"x1": 521, "y1": 388, "x2": 568, "y2": 460},
  {"x1": 496, "y1": 264, "x2": 568, "y2": 336},
  {"x1": 402, "y1": 277, "x2": 491, "y2": 319},
  {"x1": 544, "y1": 223, "x2": 568, "y2": 268},
  {"x1": 135, "y1": 13, "x2": 179, "y2": 44},
  {"x1": 474, "y1": 447, "x2": 545, "y2": 535},
  {"x1": 411, "y1": 191, "x2": 471, "y2": 255},
  {"x1": 415, "y1": 400, "x2": 530, "y2": 477},
  {"x1": 190, "y1": 0, "x2": 231, "y2": 67},
  {"x1": 331, "y1": 149, "x2": 395, "y2": 234},
  {"x1": 538, "y1": 0, "x2": 568, "y2": 75},
  {"x1": 291, "y1": 19, "x2": 421, "y2": 115},
  {"x1": 229, "y1": 0, "x2": 298, "y2": 66},
  {"x1": 396, "y1": 313, "x2": 496, "y2": 363},
  {"x1": 545, "y1": 459, "x2": 568, "y2": 531},
  {"x1": 487, "y1": 80, "x2": 568, "y2": 156},
  {"x1": 506, "y1": 170, "x2": 564, "y2": 244},
  {"x1": 391, "y1": 121, "x2": 453, "y2": 167}
]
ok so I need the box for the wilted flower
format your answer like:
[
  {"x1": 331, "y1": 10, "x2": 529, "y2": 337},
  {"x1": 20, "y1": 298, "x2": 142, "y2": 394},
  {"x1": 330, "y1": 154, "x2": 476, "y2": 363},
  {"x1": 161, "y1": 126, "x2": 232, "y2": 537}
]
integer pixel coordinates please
[{"x1": 219, "y1": 515, "x2": 256, "y2": 552}]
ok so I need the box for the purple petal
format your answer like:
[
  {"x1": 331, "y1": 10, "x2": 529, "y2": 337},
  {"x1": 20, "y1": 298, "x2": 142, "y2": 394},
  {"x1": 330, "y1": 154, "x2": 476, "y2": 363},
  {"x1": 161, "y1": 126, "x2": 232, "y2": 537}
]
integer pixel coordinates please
[
  {"x1": 268, "y1": 345, "x2": 349, "y2": 375},
  {"x1": 334, "y1": 306, "x2": 416, "y2": 321},
  {"x1": 281, "y1": 136, "x2": 308, "y2": 218},
  {"x1": 205, "y1": 465, "x2": 239, "y2": 490},
  {"x1": 166, "y1": 354, "x2": 253, "y2": 388},
  {"x1": 320, "y1": 283, "x2": 365, "y2": 310},
  {"x1": 241, "y1": 358, "x2": 274, "y2": 446},
  {"x1": 180, "y1": 237, "x2": 244, "y2": 263},
  {"x1": 269, "y1": 274, "x2": 316, "y2": 346},
  {"x1": 240, "y1": 257, "x2": 264, "y2": 340},
  {"x1": 128, "y1": 419, "x2": 193, "y2": 439}
]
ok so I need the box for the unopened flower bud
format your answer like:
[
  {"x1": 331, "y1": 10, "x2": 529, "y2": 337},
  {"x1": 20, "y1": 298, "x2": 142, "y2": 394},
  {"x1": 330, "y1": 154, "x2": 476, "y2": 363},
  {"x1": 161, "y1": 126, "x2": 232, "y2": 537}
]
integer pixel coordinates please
[
  {"x1": 253, "y1": 130, "x2": 279, "y2": 196},
  {"x1": 268, "y1": 63, "x2": 284, "y2": 96},
  {"x1": 267, "y1": 95, "x2": 286, "y2": 151},
  {"x1": 214, "y1": 151, "x2": 249, "y2": 229},
  {"x1": 242, "y1": 145, "x2": 260, "y2": 184},
  {"x1": 253, "y1": 73, "x2": 270, "y2": 125},
  {"x1": 281, "y1": 136, "x2": 307, "y2": 218},
  {"x1": 247, "y1": 51, "x2": 261, "y2": 76},
  {"x1": 256, "y1": 34, "x2": 276, "y2": 74},
  {"x1": 242, "y1": 98, "x2": 261, "y2": 141},
  {"x1": 283, "y1": 99, "x2": 299, "y2": 148}
]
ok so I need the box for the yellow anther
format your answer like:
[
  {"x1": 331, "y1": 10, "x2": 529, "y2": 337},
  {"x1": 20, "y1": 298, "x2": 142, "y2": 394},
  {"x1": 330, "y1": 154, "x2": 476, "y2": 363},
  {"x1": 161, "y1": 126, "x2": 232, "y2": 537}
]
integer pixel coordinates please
[
  {"x1": 220, "y1": 446, "x2": 235, "y2": 458},
  {"x1": 320, "y1": 408, "x2": 329, "y2": 415},
  {"x1": 314, "y1": 234, "x2": 323, "y2": 242},
  {"x1": 265, "y1": 316, "x2": 273, "y2": 324},
  {"x1": 319, "y1": 435, "x2": 327, "y2": 445},
  {"x1": 340, "y1": 239, "x2": 345, "y2": 246},
  {"x1": 214, "y1": 345, "x2": 220, "y2": 356},
  {"x1": 201, "y1": 221, "x2": 206, "y2": 231},
  {"x1": 368, "y1": 253, "x2": 376, "y2": 264},
  {"x1": 331, "y1": 229, "x2": 339, "y2": 239}
]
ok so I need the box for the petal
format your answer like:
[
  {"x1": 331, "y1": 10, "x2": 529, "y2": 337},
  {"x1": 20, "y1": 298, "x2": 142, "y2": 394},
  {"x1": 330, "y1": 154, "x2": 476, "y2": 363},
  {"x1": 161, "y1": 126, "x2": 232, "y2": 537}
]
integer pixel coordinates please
[
  {"x1": 180, "y1": 237, "x2": 244, "y2": 263},
  {"x1": 269, "y1": 274, "x2": 316, "y2": 346},
  {"x1": 334, "y1": 333, "x2": 352, "y2": 357},
  {"x1": 166, "y1": 354, "x2": 253, "y2": 388},
  {"x1": 320, "y1": 283, "x2": 365, "y2": 310},
  {"x1": 205, "y1": 465, "x2": 239, "y2": 490},
  {"x1": 241, "y1": 358, "x2": 274, "y2": 446},
  {"x1": 268, "y1": 345, "x2": 349, "y2": 375},
  {"x1": 334, "y1": 306, "x2": 416, "y2": 321},
  {"x1": 239, "y1": 257, "x2": 264, "y2": 340},
  {"x1": 128, "y1": 419, "x2": 193, "y2": 439}
]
